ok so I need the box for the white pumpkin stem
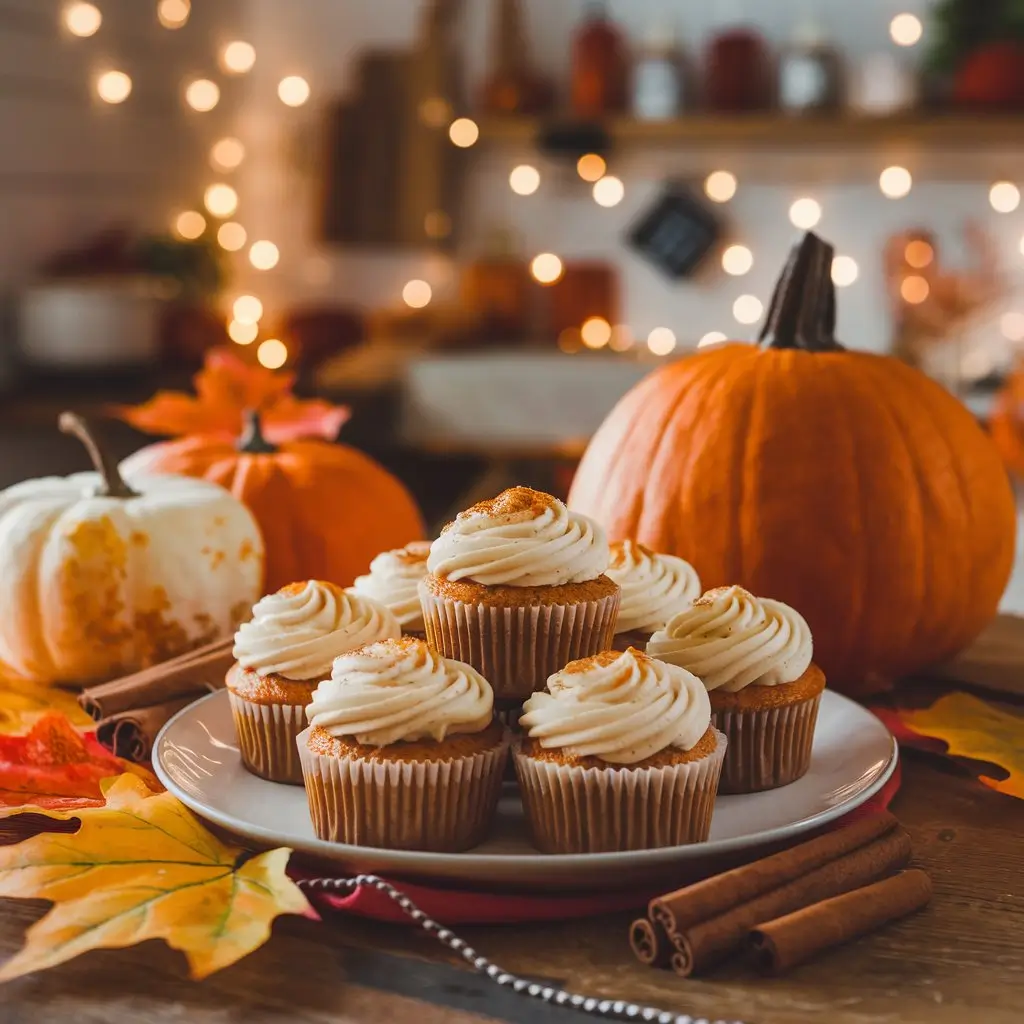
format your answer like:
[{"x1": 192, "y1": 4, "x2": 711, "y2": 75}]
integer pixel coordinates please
[{"x1": 59, "y1": 411, "x2": 139, "y2": 499}]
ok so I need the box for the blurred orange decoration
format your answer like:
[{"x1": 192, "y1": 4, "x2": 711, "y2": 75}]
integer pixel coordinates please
[
  {"x1": 549, "y1": 262, "x2": 619, "y2": 341},
  {"x1": 989, "y1": 366, "x2": 1024, "y2": 477},
  {"x1": 115, "y1": 349, "x2": 425, "y2": 593}
]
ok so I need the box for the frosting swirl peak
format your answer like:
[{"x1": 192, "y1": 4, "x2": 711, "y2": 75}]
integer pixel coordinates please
[
  {"x1": 352, "y1": 541, "x2": 431, "y2": 631},
  {"x1": 427, "y1": 487, "x2": 608, "y2": 587},
  {"x1": 306, "y1": 637, "x2": 494, "y2": 744},
  {"x1": 646, "y1": 585, "x2": 812, "y2": 692},
  {"x1": 607, "y1": 540, "x2": 701, "y2": 634},
  {"x1": 233, "y1": 580, "x2": 401, "y2": 681},
  {"x1": 519, "y1": 648, "x2": 710, "y2": 764}
]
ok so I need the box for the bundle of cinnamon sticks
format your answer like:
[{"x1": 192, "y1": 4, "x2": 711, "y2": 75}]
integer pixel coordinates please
[
  {"x1": 78, "y1": 638, "x2": 236, "y2": 761},
  {"x1": 630, "y1": 812, "x2": 931, "y2": 975}
]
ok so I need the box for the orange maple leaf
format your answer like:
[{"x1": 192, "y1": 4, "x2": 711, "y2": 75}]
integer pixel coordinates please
[
  {"x1": 900, "y1": 692, "x2": 1023, "y2": 800},
  {"x1": 112, "y1": 348, "x2": 349, "y2": 443},
  {"x1": 0, "y1": 774, "x2": 308, "y2": 980}
]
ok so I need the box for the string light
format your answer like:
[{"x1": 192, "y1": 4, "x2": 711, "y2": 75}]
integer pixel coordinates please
[
  {"x1": 1002, "y1": 312, "x2": 1024, "y2": 341},
  {"x1": 722, "y1": 245, "x2": 753, "y2": 276},
  {"x1": 581, "y1": 317, "x2": 612, "y2": 349},
  {"x1": 530, "y1": 253, "x2": 563, "y2": 285},
  {"x1": 204, "y1": 183, "x2": 238, "y2": 217},
  {"x1": 831, "y1": 255, "x2": 860, "y2": 287},
  {"x1": 905, "y1": 240, "x2": 934, "y2": 268},
  {"x1": 210, "y1": 137, "x2": 245, "y2": 172},
  {"x1": 257, "y1": 339, "x2": 288, "y2": 369},
  {"x1": 185, "y1": 79, "x2": 220, "y2": 112},
  {"x1": 557, "y1": 328, "x2": 582, "y2": 353},
  {"x1": 509, "y1": 165, "x2": 541, "y2": 196},
  {"x1": 220, "y1": 41, "x2": 256, "y2": 75},
  {"x1": 278, "y1": 76, "x2": 311, "y2": 107},
  {"x1": 890, "y1": 13, "x2": 923, "y2": 47},
  {"x1": 157, "y1": 0, "x2": 190, "y2": 29},
  {"x1": 880, "y1": 166, "x2": 912, "y2": 198},
  {"x1": 647, "y1": 327, "x2": 677, "y2": 356},
  {"x1": 789, "y1": 198, "x2": 822, "y2": 229},
  {"x1": 63, "y1": 2, "x2": 102, "y2": 37},
  {"x1": 704, "y1": 170, "x2": 737, "y2": 203},
  {"x1": 901, "y1": 275, "x2": 930, "y2": 304},
  {"x1": 609, "y1": 324, "x2": 634, "y2": 351},
  {"x1": 174, "y1": 211, "x2": 206, "y2": 240},
  {"x1": 95, "y1": 70, "x2": 132, "y2": 104},
  {"x1": 249, "y1": 240, "x2": 280, "y2": 270},
  {"x1": 577, "y1": 154, "x2": 606, "y2": 182},
  {"x1": 593, "y1": 176, "x2": 625, "y2": 207},
  {"x1": 228, "y1": 320, "x2": 258, "y2": 345},
  {"x1": 418, "y1": 97, "x2": 451, "y2": 127},
  {"x1": 424, "y1": 211, "x2": 452, "y2": 239},
  {"x1": 232, "y1": 295, "x2": 263, "y2": 324},
  {"x1": 989, "y1": 181, "x2": 1020, "y2": 213},
  {"x1": 733, "y1": 295, "x2": 764, "y2": 324},
  {"x1": 448, "y1": 117, "x2": 479, "y2": 147},
  {"x1": 217, "y1": 222, "x2": 247, "y2": 251},
  {"x1": 698, "y1": 331, "x2": 728, "y2": 348},
  {"x1": 402, "y1": 279, "x2": 432, "y2": 308}
]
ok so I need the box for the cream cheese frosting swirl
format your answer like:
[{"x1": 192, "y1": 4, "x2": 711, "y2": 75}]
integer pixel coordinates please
[
  {"x1": 427, "y1": 487, "x2": 607, "y2": 587},
  {"x1": 233, "y1": 580, "x2": 401, "y2": 681},
  {"x1": 608, "y1": 540, "x2": 701, "y2": 634},
  {"x1": 306, "y1": 637, "x2": 494, "y2": 744},
  {"x1": 646, "y1": 585, "x2": 812, "y2": 692},
  {"x1": 352, "y1": 541, "x2": 431, "y2": 631},
  {"x1": 519, "y1": 648, "x2": 710, "y2": 764}
]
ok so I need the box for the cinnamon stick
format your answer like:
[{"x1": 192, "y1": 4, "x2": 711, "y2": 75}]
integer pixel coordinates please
[
  {"x1": 650, "y1": 811, "x2": 898, "y2": 935},
  {"x1": 629, "y1": 917, "x2": 672, "y2": 969},
  {"x1": 79, "y1": 638, "x2": 235, "y2": 720},
  {"x1": 749, "y1": 869, "x2": 933, "y2": 973},
  {"x1": 670, "y1": 826, "x2": 912, "y2": 976},
  {"x1": 95, "y1": 696, "x2": 198, "y2": 762}
]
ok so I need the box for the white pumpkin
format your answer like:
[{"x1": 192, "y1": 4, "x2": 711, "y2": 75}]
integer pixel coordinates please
[{"x1": 0, "y1": 413, "x2": 264, "y2": 686}]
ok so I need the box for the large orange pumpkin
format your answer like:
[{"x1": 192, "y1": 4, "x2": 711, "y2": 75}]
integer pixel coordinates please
[
  {"x1": 569, "y1": 232, "x2": 1016, "y2": 695},
  {"x1": 121, "y1": 412, "x2": 425, "y2": 594}
]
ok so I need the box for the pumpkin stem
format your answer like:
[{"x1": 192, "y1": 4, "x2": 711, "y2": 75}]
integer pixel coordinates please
[
  {"x1": 758, "y1": 231, "x2": 843, "y2": 352},
  {"x1": 58, "y1": 411, "x2": 139, "y2": 499},
  {"x1": 237, "y1": 409, "x2": 278, "y2": 454}
]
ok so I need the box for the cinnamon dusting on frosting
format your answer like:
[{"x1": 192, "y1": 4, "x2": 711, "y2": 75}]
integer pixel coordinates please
[{"x1": 454, "y1": 486, "x2": 557, "y2": 525}]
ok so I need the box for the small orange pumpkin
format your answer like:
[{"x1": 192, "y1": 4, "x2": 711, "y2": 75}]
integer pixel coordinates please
[
  {"x1": 569, "y1": 232, "x2": 1016, "y2": 695},
  {"x1": 989, "y1": 362, "x2": 1024, "y2": 478}
]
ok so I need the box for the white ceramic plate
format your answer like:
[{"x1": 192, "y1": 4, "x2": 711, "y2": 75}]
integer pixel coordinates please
[{"x1": 154, "y1": 690, "x2": 897, "y2": 893}]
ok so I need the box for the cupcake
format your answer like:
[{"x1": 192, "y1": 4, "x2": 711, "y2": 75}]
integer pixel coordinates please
[
  {"x1": 352, "y1": 541, "x2": 432, "y2": 639},
  {"x1": 227, "y1": 580, "x2": 401, "y2": 784},
  {"x1": 607, "y1": 540, "x2": 701, "y2": 651},
  {"x1": 297, "y1": 637, "x2": 508, "y2": 851},
  {"x1": 419, "y1": 487, "x2": 620, "y2": 704},
  {"x1": 647, "y1": 585, "x2": 824, "y2": 794},
  {"x1": 514, "y1": 648, "x2": 725, "y2": 853}
]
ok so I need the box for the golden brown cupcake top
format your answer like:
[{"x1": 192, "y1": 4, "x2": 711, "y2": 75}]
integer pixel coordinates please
[
  {"x1": 519, "y1": 647, "x2": 711, "y2": 765},
  {"x1": 351, "y1": 541, "x2": 431, "y2": 631},
  {"x1": 427, "y1": 486, "x2": 607, "y2": 587},
  {"x1": 607, "y1": 540, "x2": 701, "y2": 634},
  {"x1": 646, "y1": 585, "x2": 814, "y2": 692}
]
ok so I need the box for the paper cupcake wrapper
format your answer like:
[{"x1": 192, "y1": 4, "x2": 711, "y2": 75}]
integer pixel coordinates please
[
  {"x1": 419, "y1": 587, "x2": 619, "y2": 701},
  {"x1": 513, "y1": 729, "x2": 726, "y2": 854},
  {"x1": 712, "y1": 692, "x2": 821, "y2": 794},
  {"x1": 297, "y1": 729, "x2": 510, "y2": 852},
  {"x1": 228, "y1": 692, "x2": 308, "y2": 786}
]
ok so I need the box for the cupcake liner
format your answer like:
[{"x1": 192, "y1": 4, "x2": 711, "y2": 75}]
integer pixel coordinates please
[
  {"x1": 611, "y1": 628, "x2": 654, "y2": 652},
  {"x1": 712, "y1": 692, "x2": 821, "y2": 794},
  {"x1": 297, "y1": 729, "x2": 510, "y2": 851},
  {"x1": 420, "y1": 586, "x2": 619, "y2": 701},
  {"x1": 228, "y1": 692, "x2": 308, "y2": 785},
  {"x1": 513, "y1": 729, "x2": 726, "y2": 854}
]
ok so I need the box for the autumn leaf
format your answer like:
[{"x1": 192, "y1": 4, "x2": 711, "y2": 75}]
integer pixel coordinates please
[
  {"x1": 900, "y1": 692, "x2": 1024, "y2": 800},
  {"x1": 0, "y1": 674, "x2": 93, "y2": 736},
  {"x1": 0, "y1": 774, "x2": 309, "y2": 981},
  {"x1": 0, "y1": 715, "x2": 160, "y2": 813},
  {"x1": 112, "y1": 347, "x2": 349, "y2": 443}
]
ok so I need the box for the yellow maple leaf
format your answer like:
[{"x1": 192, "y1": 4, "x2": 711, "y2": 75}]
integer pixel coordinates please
[
  {"x1": 0, "y1": 774, "x2": 310, "y2": 980},
  {"x1": 0, "y1": 674, "x2": 93, "y2": 735},
  {"x1": 902, "y1": 692, "x2": 1023, "y2": 800}
]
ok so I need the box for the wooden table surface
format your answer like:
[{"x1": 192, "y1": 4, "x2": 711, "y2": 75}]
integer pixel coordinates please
[{"x1": 1, "y1": 745, "x2": 1022, "y2": 1024}]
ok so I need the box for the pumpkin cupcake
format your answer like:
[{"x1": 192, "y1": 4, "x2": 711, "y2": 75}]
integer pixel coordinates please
[
  {"x1": 419, "y1": 487, "x2": 619, "y2": 704},
  {"x1": 297, "y1": 637, "x2": 508, "y2": 851},
  {"x1": 351, "y1": 541, "x2": 431, "y2": 639},
  {"x1": 227, "y1": 581, "x2": 401, "y2": 784},
  {"x1": 647, "y1": 585, "x2": 823, "y2": 794},
  {"x1": 515, "y1": 648, "x2": 725, "y2": 853},
  {"x1": 607, "y1": 540, "x2": 701, "y2": 651}
]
